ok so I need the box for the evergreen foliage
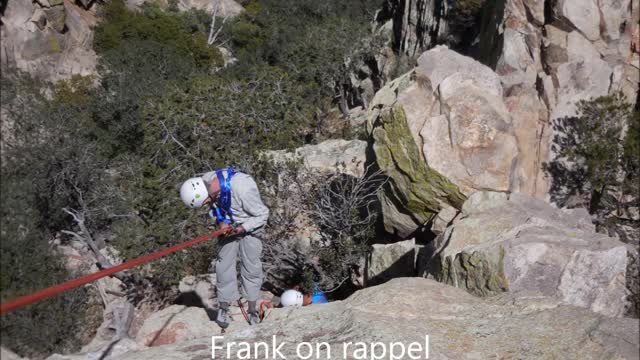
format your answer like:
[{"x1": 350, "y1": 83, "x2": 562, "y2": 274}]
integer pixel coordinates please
[
  {"x1": 94, "y1": 0, "x2": 222, "y2": 68},
  {"x1": 0, "y1": 71, "x2": 103, "y2": 359},
  {"x1": 545, "y1": 93, "x2": 640, "y2": 230}
]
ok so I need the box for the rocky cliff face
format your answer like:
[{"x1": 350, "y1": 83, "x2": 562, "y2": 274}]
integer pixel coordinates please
[
  {"x1": 375, "y1": 0, "x2": 638, "y2": 191},
  {"x1": 368, "y1": 0, "x2": 639, "y2": 237},
  {"x1": 0, "y1": 0, "x2": 98, "y2": 81},
  {"x1": 376, "y1": 0, "x2": 449, "y2": 58},
  {"x1": 476, "y1": 0, "x2": 639, "y2": 198}
]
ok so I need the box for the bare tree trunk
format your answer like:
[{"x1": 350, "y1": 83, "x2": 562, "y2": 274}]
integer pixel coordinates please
[
  {"x1": 208, "y1": 2, "x2": 229, "y2": 46},
  {"x1": 61, "y1": 208, "x2": 129, "y2": 283},
  {"x1": 61, "y1": 188, "x2": 138, "y2": 340},
  {"x1": 338, "y1": 84, "x2": 349, "y2": 118}
]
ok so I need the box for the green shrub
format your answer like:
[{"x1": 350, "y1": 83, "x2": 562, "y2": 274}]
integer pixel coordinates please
[
  {"x1": 0, "y1": 173, "x2": 103, "y2": 358},
  {"x1": 545, "y1": 93, "x2": 639, "y2": 226},
  {"x1": 94, "y1": 0, "x2": 222, "y2": 68},
  {"x1": 0, "y1": 70, "x2": 103, "y2": 358},
  {"x1": 224, "y1": 0, "x2": 382, "y2": 106},
  {"x1": 93, "y1": 40, "x2": 198, "y2": 158}
]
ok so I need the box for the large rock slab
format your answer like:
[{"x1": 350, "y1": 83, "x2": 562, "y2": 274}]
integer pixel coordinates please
[
  {"x1": 424, "y1": 81, "x2": 518, "y2": 193},
  {"x1": 368, "y1": 46, "x2": 521, "y2": 237},
  {"x1": 134, "y1": 305, "x2": 218, "y2": 347},
  {"x1": 117, "y1": 278, "x2": 640, "y2": 360},
  {"x1": 265, "y1": 139, "x2": 367, "y2": 178},
  {"x1": 555, "y1": 0, "x2": 601, "y2": 41},
  {"x1": 371, "y1": 102, "x2": 466, "y2": 237},
  {"x1": 431, "y1": 191, "x2": 631, "y2": 317}
]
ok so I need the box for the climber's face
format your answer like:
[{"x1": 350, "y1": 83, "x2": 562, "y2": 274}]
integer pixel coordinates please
[{"x1": 203, "y1": 177, "x2": 220, "y2": 206}]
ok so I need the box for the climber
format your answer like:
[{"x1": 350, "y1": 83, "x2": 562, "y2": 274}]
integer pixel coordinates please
[
  {"x1": 180, "y1": 167, "x2": 269, "y2": 328},
  {"x1": 280, "y1": 289, "x2": 304, "y2": 307},
  {"x1": 281, "y1": 283, "x2": 328, "y2": 307}
]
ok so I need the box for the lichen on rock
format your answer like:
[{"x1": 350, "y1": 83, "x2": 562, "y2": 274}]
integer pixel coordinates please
[{"x1": 372, "y1": 104, "x2": 466, "y2": 237}]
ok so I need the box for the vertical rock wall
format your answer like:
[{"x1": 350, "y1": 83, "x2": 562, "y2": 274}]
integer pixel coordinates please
[
  {"x1": 0, "y1": 0, "x2": 98, "y2": 81},
  {"x1": 476, "y1": 0, "x2": 639, "y2": 198}
]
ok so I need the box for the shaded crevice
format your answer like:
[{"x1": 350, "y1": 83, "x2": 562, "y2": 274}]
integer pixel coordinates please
[{"x1": 473, "y1": 0, "x2": 507, "y2": 68}]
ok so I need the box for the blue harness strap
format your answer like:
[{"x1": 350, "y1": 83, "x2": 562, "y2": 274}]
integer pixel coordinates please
[
  {"x1": 213, "y1": 167, "x2": 235, "y2": 224},
  {"x1": 311, "y1": 283, "x2": 328, "y2": 304}
]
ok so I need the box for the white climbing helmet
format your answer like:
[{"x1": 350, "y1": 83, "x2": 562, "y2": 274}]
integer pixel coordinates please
[
  {"x1": 180, "y1": 177, "x2": 209, "y2": 209},
  {"x1": 280, "y1": 289, "x2": 304, "y2": 307}
]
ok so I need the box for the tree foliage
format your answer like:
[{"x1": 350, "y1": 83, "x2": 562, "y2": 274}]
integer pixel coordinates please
[
  {"x1": 223, "y1": 0, "x2": 383, "y2": 108},
  {"x1": 94, "y1": 0, "x2": 222, "y2": 68},
  {"x1": 0, "y1": 70, "x2": 103, "y2": 358},
  {"x1": 545, "y1": 93, "x2": 639, "y2": 230}
]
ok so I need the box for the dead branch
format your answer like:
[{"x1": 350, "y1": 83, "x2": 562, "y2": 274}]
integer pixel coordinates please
[
  {"x1": 61, "y1": 187, "x2": 139, "y2": 340},
  {"x1": 207, "y1": 2, "x2": 230, "y2": 46}
]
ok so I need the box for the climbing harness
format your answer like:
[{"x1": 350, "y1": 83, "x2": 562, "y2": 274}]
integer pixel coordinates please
[{"x1": 212, "y1": 167, "x2": 236, "y2": 224}]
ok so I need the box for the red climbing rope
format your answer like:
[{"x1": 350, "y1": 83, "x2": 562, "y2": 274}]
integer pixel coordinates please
[{"x1": 0, "y1": 228, "x2": 228, "y2": 315}]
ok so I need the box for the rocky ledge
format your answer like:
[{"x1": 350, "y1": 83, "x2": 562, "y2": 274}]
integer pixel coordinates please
[{"x1": 47, "y1": 278, "x2": 639, "y2": 360}]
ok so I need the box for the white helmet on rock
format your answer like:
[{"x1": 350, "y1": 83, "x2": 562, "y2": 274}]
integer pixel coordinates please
[
  {"x1": 180, "y1": 177, "x2": 208, "y2": 209},
  {"x1": 280, "y1": 289, "x2": 304, "y2": 307}
]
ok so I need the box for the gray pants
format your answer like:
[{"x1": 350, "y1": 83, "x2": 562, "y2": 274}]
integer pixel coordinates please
[{"x1": 215, "y1": 234, "x2": 263, "y2": 303}]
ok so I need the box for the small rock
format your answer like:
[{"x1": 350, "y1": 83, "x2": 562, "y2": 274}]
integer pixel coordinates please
[
  {"x1": 56, "y1": 245, "x2": 90, "y2": 271},
  {"x1": 35, "y1": 0, "x2": 52, "y2": 7},
  {"x1": 265, "y1": 139, "x2": 367, "y2": 178},
  {"x1": 431, "y1": 204, "x2": 458, "y2": 235},
  {"x1": 176, "y1": 0, "x2": 243, "y2": 17},
  {"x1": 555, "y1": 0, "x2": 601, "y2": 41},
  {"x1": 44, "y1": 6, "x2": 66, "y2": 33},
  {"x1": 1, "y1": 347, "x2": 25, "y2": 360},
  {"x1": 367, "y1": 238, "x2": 416, "y2": 285},
  {"x1": 178, "y1": 274, "x2": 216, "y2": 308},
  {"x1": 31, "y1": 8, "x2": 47, "y2": 30},
  {"x1": 217, "y1": 47, "x2": 237, "y2": 67}
]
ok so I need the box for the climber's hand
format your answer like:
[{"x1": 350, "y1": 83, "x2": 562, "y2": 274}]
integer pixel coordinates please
[
  {"x1": 228, "y1": 225, "x2": 245, "y2": 237},
  {"x1": 218, "y1": 222, "x2": 234, "y2": 235}
]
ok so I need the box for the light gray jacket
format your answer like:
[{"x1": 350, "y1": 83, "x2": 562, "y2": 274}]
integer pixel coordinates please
[{"x1": 202, "y1": 170, "x2": 269, "y2": 234}]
